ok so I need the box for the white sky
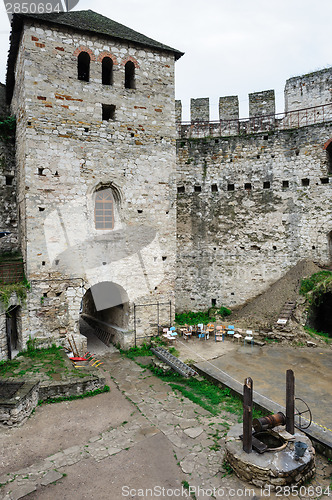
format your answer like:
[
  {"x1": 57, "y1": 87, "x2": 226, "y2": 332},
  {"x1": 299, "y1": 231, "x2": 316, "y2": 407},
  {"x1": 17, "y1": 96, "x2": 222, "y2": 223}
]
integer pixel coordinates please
[{"x1": 0, "y1": 0, "x2": 331, "y2": 120}]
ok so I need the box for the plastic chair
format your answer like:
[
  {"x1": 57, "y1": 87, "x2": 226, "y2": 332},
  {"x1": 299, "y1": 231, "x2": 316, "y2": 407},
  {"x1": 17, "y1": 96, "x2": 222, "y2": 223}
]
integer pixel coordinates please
[
  {"x1": 227, "y1": 325, "x2": 235, "y2": 338},
  {"x1": 244, "y1": 330, "x2": 254, "y2": 346}
]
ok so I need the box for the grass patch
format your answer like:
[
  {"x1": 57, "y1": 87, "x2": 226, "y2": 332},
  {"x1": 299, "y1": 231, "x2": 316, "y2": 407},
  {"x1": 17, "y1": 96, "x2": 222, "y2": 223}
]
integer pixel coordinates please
[
  {"x1": 175, "y1": 310, "x2": 213, "y2": 325},
  {"x1": 0, "y1": 359, "x2": 20, "y2": 376},
  {"x1": 300, "y1": 271, "x2": 332, "y2": 296},
  {"x1": 38, "y1": 385, "x2": 110, "y2": 405},
  {"x1": 304, "y1": 327, "x2": 332, "y2": 344},
  {"x1": 148, "y1": 366, "x2": 263, "y2": 421},
  {"x1": 120, "y1": 343, "x2": 153, "y2": 359},
  {"x1": 0, "y1": 278, "x2": 31, "y2": 311}
]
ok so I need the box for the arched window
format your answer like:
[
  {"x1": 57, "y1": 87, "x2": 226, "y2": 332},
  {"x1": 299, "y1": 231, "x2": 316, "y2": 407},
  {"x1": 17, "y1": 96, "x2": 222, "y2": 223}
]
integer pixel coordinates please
[
  {"x1": 95, "y1": 189, "x2": 114, "y2": 230},
  {"x1": 78, "y1": 52, "x2": 90, "y2": 82},
  {"x1": 125, "y1": 61, "x2": 135, "y2": 89},
  {"x1": 102, "y1": 57, "x2": 113, "y2": 85}
]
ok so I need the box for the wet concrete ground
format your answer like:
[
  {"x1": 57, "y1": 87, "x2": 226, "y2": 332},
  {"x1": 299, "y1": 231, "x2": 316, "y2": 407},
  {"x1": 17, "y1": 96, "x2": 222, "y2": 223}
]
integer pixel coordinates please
[{"x1": 189, "y1": 341, "x2": 332, "y2": 432}]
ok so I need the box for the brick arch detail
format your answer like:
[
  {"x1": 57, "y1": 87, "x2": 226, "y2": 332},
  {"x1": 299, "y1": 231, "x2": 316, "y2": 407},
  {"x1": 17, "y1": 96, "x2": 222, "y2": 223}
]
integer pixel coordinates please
[
  {"x1": 121, "y1": 56, "x2": 140, "y2": 69},
  {"x1": 97, "y1": 51, "x2": 118, "y2": 65},
  {"x1": 323, "y1": 138, "x2": 332, "y2": 150},
  {"x1": 73, "y1": 46, "x2": 96, "y2": 61}
]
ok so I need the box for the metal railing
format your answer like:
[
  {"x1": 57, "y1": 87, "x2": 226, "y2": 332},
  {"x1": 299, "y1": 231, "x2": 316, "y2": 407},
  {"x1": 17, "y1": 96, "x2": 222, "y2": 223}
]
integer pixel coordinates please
[{"x1": 178, "y1": 103, "x2": 332, "y2": 138}]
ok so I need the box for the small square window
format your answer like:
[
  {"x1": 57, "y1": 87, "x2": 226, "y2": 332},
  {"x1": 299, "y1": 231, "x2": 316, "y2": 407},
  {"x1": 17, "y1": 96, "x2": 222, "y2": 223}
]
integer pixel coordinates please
[
  {"x1": 244, "y1": 183, "x2": 252, "y2": 190},
  {"x1": 302, "y1": 178, "x2": 310, "y2": 187},
  {"x1": 211, "y1": 184, "x2": 218, "y2": 192},
  {"x1": 194, "y1": 185, "x2": 201, "y2": 192},
  {"x1": 263, "y1": 181, "x2": 270, "y2": 189},
  {"x1": 177, "y1": 186, "x2": 185, "y2": 194},
  {"x1": 320, "y1": 177, "x2": 329, "y2": 184},
  {"x1": 227, "y1": 183, "x2": 235, "y2": 191},
  {"x1": 282, "y1": 180, "x2": 289, "y2": 188},
  {"x1": 102, "y1": 104, "x2": 116, "y2": 121},
  {"x1": 5, "y1": 175, "x2": 14, "y2": 186}
]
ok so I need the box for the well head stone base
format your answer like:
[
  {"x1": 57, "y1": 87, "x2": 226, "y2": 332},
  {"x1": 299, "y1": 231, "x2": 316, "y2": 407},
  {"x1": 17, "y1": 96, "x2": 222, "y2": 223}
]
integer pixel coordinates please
[{"x1": 225, "y1": 424, "x2": 315, "y2": 489}]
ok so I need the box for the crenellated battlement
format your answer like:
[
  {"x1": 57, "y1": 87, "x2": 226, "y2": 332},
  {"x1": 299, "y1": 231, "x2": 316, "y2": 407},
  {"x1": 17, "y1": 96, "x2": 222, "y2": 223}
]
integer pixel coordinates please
[{"x1": 176, "y1": 66, "x2": 332, "y2": 138}]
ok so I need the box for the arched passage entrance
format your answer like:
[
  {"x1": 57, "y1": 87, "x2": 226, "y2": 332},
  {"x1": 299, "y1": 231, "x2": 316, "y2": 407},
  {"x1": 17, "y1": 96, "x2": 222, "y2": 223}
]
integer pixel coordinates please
[
  {"x1": 80, "y1": 282, "x2": 130, "y2": 348},
  {"x1": 307, "y1": 292, "x2": 332, "y2": 337}
]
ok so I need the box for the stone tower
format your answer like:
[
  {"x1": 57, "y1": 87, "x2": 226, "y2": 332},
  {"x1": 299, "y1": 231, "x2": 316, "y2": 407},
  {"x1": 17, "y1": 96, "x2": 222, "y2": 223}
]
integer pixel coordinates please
[{"x1": 6, "y1": 10, "x2": 183, "y2": 352}]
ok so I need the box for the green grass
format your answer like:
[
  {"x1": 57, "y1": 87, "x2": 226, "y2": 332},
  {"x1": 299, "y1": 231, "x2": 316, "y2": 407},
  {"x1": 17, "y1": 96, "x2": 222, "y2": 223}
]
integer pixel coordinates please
[
  {"x1": 175, "y1": 310, "x2": 214, "y2": 325},
  {"x1": 300, "y1": 271, "x2": 332, "y2": 295},
  {"x1": 148, "y1": 366, "x2": 263, "y2": 421},
  {"x1": 305, "y1": 327, "x2": 331, "y2": 343},
  {"x1": 0, "y1": 359, "x2": 20, "y2": 376}
]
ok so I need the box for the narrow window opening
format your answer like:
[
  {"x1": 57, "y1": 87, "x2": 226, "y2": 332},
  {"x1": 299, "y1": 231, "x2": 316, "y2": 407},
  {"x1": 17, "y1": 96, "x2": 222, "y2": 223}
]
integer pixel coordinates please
[
  {"x1": 56, "y1": 292, "x2": 62, "y2": 297},
  {"x1": 84, "y1": 128, "x2": 89, "y2": 133},
  {"x1": 102, "y1": 104, "x2": 116, "y2": 121},
  {"x1": 27, "y1": 121, "x2": 32, "y2": 126},
  {"x1": 5, "y1": 175, "x2": 13, "y2": 186},
  {"x1": 42, "y1": 261, "x2": 45, "y2": 266},
  {"x1": 162, "y1": 256, "x2": 167, "y2": 261},
  {"x1": 244, "y1": 182, "x2": 252, "y2": 190},
  {"x1": 264, "y1": 135, "x2": 269, "y2": 140},
  {"x1": 327, "y1": 143, "x2": 332, "y2": 173},
  {"x1": 231, "y1": 292, "x2": 235, "y2": 296},
  {"x1": 95, "y1": 189, "x2": 114, "y2": 230},
  {"x1": 43, "y1": 292, "x2": 48, "y2": 297},
  {"x1": 321, "y1": 177, "x2": 329, "y2": 184},
  {"x1": 125, "y1": 61, "x2": 136, "y2": 89},
  {"x1": 282, "y1": 180, "x2": 289, "y2": 188},
  {"x1": 302, "y1": 178, "x2": 310, "y2": 186},
  {"x1": 38, "y1": 207, "x2": 45, "y2": 212},
  {"x1": 177, "y1": 186, "x2": 185, "y2": 194},
  {"x1": 38, "y1": 168, "x2": 44, "y2": 176},
  {"x1": 257, "y1": 155, "x2": 260, "y2": 159},
  {"x1": 77, "y1": 52, "x2": 90, "y2": 82},
  {"x1": 295, "y1": 149, "x2": 300, "y2": 156},
  {"x1": 227, "y1": 183, "x2": 235, "y2": 191},
  {"x1": 211, "y1": 184, "x2": 218, "y2": 192},
  {"x1": 273, "y1": 245, "x2": 277, "y2": 250},
  {"x1": 137, "y1": 209, "x2": 143, "y2": 214},
  {"x1": 102, "y1": 57, "x2": 113, "y2": 85},
  {"x1": 55, "y1": 260, "x2": 59, "y2": 266},
  {"x1": 211, "y1": 298, "x2": 217, "y2": 306},
  {"x1": 263, "y1": 181, "x2": 270, "y2": 189},
  {"x1": 54, "y1": 171, "x2": 59, "y2": 177},
  {"x1": 194, "y1": 185, "x2": 201, "y2": 192},
  {"x1": 312, "y1": 246, "x2": 316, "y2": 250}
]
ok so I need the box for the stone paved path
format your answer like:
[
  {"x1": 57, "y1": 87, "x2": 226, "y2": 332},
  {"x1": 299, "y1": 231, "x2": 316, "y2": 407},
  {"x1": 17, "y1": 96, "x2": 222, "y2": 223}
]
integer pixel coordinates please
[{"x1": 0, "y1": 351, "x2": 331, "y2": 500}]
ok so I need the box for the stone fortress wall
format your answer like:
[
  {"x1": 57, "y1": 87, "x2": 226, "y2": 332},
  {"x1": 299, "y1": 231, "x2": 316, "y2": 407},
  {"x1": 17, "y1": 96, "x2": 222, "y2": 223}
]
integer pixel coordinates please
[
  {"x1": 0, "y1": 12, "x2": 331, "y2": 357},
  {"x1": 1, "y1": 16, "x2": 178, "y2": 358},
  {"x1": 175, "y1": 68, "x2": 332, "y2": 312}
]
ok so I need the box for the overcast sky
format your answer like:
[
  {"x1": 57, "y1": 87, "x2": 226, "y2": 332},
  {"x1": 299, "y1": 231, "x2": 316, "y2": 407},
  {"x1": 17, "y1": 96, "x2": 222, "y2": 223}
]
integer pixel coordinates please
[{"x1": 0, "y1": 0, "x2": 331, "y2": 119}]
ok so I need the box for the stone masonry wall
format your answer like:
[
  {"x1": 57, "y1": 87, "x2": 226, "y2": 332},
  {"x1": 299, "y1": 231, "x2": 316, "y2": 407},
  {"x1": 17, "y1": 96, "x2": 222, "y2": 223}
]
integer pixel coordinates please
[
  {"x1": 10, "y1": 20, "x2": 177, "y2": 349},
  {"x1": 176, "y1": 122, "x2": 332, "y2": 312},
  {"x1": 285, "y1": 68, "x2": 332, "y2": 112},
  {"x1": 0, "y1": 84, "x2": 18, "y2": 254}
]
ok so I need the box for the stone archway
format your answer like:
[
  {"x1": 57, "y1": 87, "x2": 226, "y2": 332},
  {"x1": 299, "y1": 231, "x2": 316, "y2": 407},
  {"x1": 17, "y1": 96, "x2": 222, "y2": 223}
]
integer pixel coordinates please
[{"x1": 79, "y1": 282, "x2": 130, "y2": 348}]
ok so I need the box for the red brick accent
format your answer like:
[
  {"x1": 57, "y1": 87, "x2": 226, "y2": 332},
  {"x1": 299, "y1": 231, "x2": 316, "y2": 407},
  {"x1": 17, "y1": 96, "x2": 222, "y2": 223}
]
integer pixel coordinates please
[
  {"x1": 155, "y1": 109, "x2": 162, "y2": 113},
  {"x1": 35, "y1": 43, "x2": 45, "y2": 48},
  {"x1": 97, "y1": 51, "x2": 118, "y2": 65},
  {"x1": 37, "y1": 96, "x2": 47, "y2": 101},
  {"x1": 31, "y1": 36, "x2": 39, "y2": 41},
  {"x1": 55, "y1": 93, "x2": 83, "y2": 102},
  {"x1": 73, "y1": 46, "x2": 96, "y2": 61},
  {"x1": 121, "y1": 56, "x2": 139, "y2": 69},
  {"x1": 55, "y1": 47, "x2": 65, "y2": 51},
  {"x1": 323, "y1": 138, "x2": 332, "y2": 150}
]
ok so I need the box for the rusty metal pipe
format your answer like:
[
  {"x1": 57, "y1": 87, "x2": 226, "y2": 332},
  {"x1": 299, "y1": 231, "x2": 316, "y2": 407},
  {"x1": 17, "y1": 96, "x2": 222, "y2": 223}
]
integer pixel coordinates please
[{"x1": 253, "y1": 412, "x2": 286, "y2": 433}]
